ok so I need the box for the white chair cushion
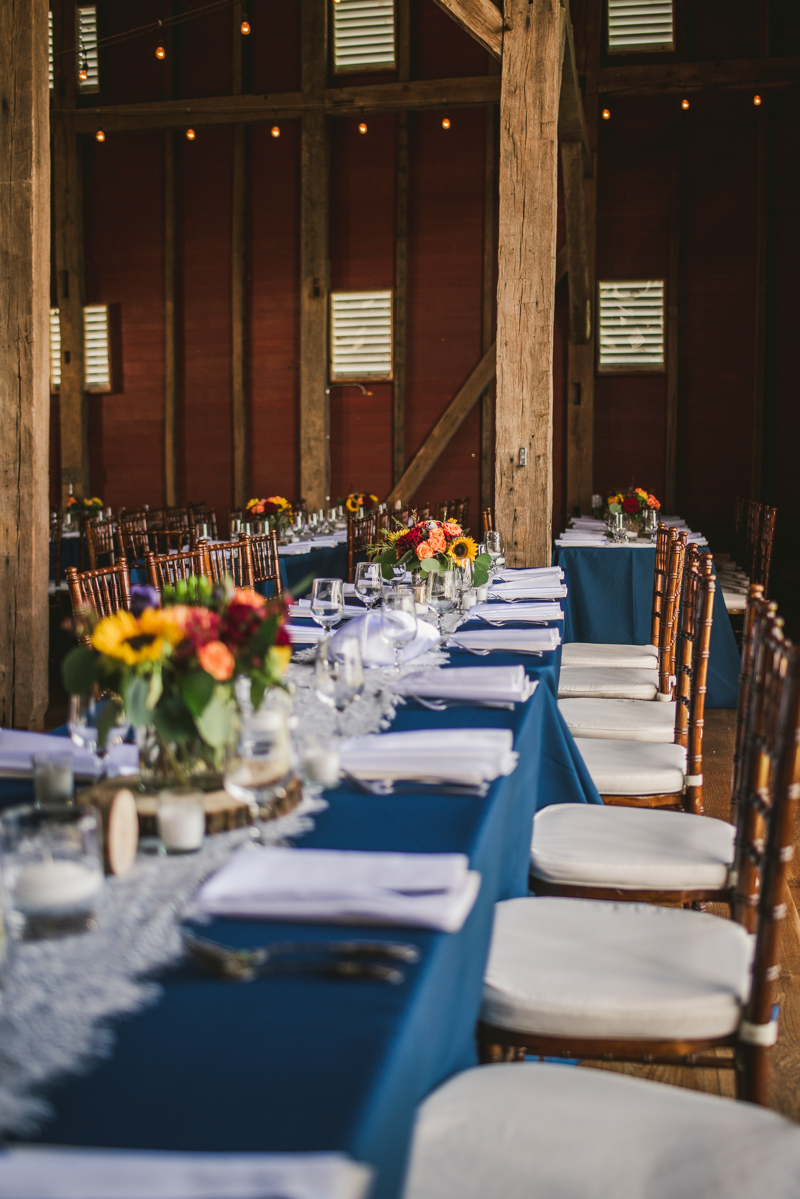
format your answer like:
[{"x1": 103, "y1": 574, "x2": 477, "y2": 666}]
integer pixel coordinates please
[
  {"x1": 559, "y1": 697, "x2": 676, "y2": 741},
  {"x1": 530, "y1": 804, "x2": 735, "y2": 890},
  {"x1": 576, "y1": 738, "x2": 687, "y2": 795},
  {"x1": 481, "y1": 897, "x2": 752, "y2": 1039},
  {"x1": 558, "y1": 666, "x2": 659, "y2": 700},
  {"x1": 403, "y1": 1062, "x2": 800, "y2": 1199},
  {"x1": 561, "y1": 642, "x2": 659, "y2": 669}
]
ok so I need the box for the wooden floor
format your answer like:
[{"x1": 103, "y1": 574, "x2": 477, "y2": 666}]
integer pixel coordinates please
[{"x1": 585, "y1": 709, "x2": 800, "y2": 1119}]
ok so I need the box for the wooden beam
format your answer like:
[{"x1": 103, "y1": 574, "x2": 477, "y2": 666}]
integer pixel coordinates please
[
  {"x1": 561, "y1": 142, "x2": 591, "y2": 344},
  {"x1": 558, "y1": 10, "x2": 592, "y2": 176},
  {"x1": 429, "y1": 0, "x2": 503, "y2": 60},
  {"x1": 387, "y1": 344, "x2": 497, "y2": 505},
  {"x1": 752, "y1": 99, "x2": 768, "y2": 499},
  {"x1": 0, "y1": 0, "x2": 50, "y2": 728},
  {"x1": 664, "y1": 109, "x2": 681, "y2": 513},
  {"x1": 480, "y1": 69, "x2": 499, "y2": 519},
  {"x1": 495, "y1": 0, "x2": 563, "y2": 567},
  {"x1": 52, "y1": 0, "x2": 89, "y2": 503},
  {"x1": 555, "y1": 242, "x2": 568, "y2": 287},
  {"x1": 164, "y1": 131, "x2": 177, "y2": 506},
  {"x1": 231, "y1": 2, "x2": 247, "y2": 508},
  {"x1": 299, "y1": 0, "x2": 329, "y2": 511},
  {"x1": 392, "y1": 0, "x2": 410, "y2": 487},
  {"x1": 597, "y1": 56, "x2": 800, "y2": 97}
]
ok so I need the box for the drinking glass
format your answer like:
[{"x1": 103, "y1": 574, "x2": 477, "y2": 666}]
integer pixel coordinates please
[
  {"x1": 355, "y1": 561, "x2": 383, "y2": 609},
  {"x1": 380, "y1": 589, "x2": 418, "y2": 672},
  {"x1": 310, "y1": 577, "x2": 344, "y2": 636},
  {"x1": 486, "y1": 531, "x2": 505, "y2": 573},
  {"x1": 195, "y1": 521, "x2": 210, "y2": 541},
  {"x1": 156, "y1": 789, "x2": 206, "y2": 854},
  {"x1": 643, "y1": 508, "x2": 659, "y2": 540},
  {"x1": 455, "y1": 560, "x2": 474, "y2": 609},
  {"x1": 607, "y1": 512, "x2": 626, "y2": 542},
  {"x1": 426, "y1": 569, "x2": 457, "y2": 635},
  {"x1": 314, "y1": 637, "x2": 364, "y2": 731},
  {"x1": 68, "y1": 694, "x2": 129, "y2": 774},
  {"x1": 33, "y1": 751, "x2": 74, "y2": 805}
]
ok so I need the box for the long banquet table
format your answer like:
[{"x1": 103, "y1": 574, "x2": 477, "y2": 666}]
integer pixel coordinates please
[
  {"x1": 14, "y1": 625, "x2": 599, "y2": 1199},
  {"x1": 552, "y1": 543, "x2": 741, "y2": 708}
]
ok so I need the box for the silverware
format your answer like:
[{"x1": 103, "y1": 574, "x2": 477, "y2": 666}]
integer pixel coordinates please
[
  {"x1": 405, "y1": 693, "x2": 515, "y2": 712},
  {"x1": 340, "y1": 769, "x2": 488, "y2": 798},
  {"x1": 183, "y1": 931, "x2": 418, "y2": 983},
  {"x1": 473, "y1": 615, "x2": 550, "y2": 627},
  {"x1": 447, "y1": 640, "x2": 544, "y2": 658}
]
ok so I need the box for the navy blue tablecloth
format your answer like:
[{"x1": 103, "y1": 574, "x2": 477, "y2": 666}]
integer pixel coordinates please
[
  {"x1": 279, "y1": 544, "x2": 349, "y2": 597},
  {"x1": 552, "y1": 545, "x2": 740, "y2": 709},
  {"x1": 14, "y1": 643, "x2": 598, "y2": 1198}
]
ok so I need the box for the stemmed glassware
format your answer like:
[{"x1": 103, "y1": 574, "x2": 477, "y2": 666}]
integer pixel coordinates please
[
  {"x1": 314, "y1": 638, "x2": 364, "y2": 732},
  {"x1": 379, "y1": 589, "x2": 418, "y2": 673},
  {"x1": 68, "y1": 694, "x2": 129, "y2": 777},
  {"x1": 426, "y1": 569, "x2": 457, "y2": 636},
  {"x1": 486, "y1": 531, "x2": 505, "y2": 575},
  {"x1": 355, "y1": 561, "x2": 383, "y2": 610},
  {"x1": 310, "y1": 578, "x2": 344, "y2": 639}
]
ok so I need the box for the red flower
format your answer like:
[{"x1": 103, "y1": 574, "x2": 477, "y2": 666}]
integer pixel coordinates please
[
  {"x1": 181, "y1": 608, "x2": 222, "y2": 649},
  {"x1": 263, "y1": 500, "x2": 280, "y2": 516},
  {"x1": 220, "y1": 600, "x2": 263, "y2": 647},
  {"x1": 622, "y1": 495, "x2": 640, "y2": 514},
  {"x1": 395, "y1": 524, "x2": 424, "y2": 554},
  {"x1": 275, "y1": 624, "x2": 291, "y2": 648}
]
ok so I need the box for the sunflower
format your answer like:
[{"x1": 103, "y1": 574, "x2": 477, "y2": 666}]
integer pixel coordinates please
[
  {"x1": 448, "y1": 535, "x2": 478, "y2": 565},
  {"x1": 92, "y1": 608, "x2": 183, "y2": 666}
]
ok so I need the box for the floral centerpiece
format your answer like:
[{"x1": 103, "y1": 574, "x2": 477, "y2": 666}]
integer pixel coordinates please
[
  {"x1": 67, "y1": 495, "x2": 104, "y2": 514},
  {"x1": 373, "y1": 519, "x2": 492, "y2": 587},
  {"x1": 607, "y1": 487, "x2": 660, "y2": 516},
  {"x1": 246, "y1": 496, "x2": 293, "y2": 535},
  {"x1": 63, "y1": 579, "x2": 291, "y2": 786},
  {"x1": 345, "y1": 492, "x2": 379, "y2": 513}
]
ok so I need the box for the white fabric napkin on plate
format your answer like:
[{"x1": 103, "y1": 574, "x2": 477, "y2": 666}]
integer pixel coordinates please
[
  {"x1": 488, "y1": 582, "x2": 568, "y2": 600},
  {"x1": 194, "y1": 846, "x2": 481, "y2": 932},
  {"x1": 330, "y1": 611, "x2": 439, "y2": 666},
  {"x1": 0, "y1": 1148, "x2": 371, "y2": 1199},
  {"x1": 555, "y1": 538, "x2": 609, "y2": 547},
  {"x1": 447, "y1": 627, "x2": 561, "y2": 653},
  {"x1": 340, "y1": 727, "x2": 517, "y2": 785},
  {"x1": 289, "y1": 601, "x2": 364, "y2": 621},
  {"x1": 286, "y1": 623, "x2": 326, "y2": 644},
  {"x1": 470, "y1": 601, "x2": 563, "y2": 623},
  {"x1": 492, "y1": 567, "x2": 564, "y2": 583},
  {"x1": 0, "y1": 730, "x2": 138, "y2": 780},
  {"x1": 395, "y1": 666, "x2": 537, "y2": 705}
]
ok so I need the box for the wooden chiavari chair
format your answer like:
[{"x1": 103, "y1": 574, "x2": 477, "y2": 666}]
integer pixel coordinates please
[
  {"x1": 482, "y1": 507, "x2": 494, "y2": 536},
  {"x1": 189, "y1": 506, "x2": 219, "y2": 543},
  {"x1": 163, "y1": 506, "x2": 189, "y2": 533},
  {"x1": 145, "y1": 540, "x2": 252, "y2": 595},
  {"x1": 85, "y1": 516, "x2": 118, "y2": 570},
  {"x1": 416, "y1": 502, "x2": 431, "y2": 521},
  {"x1": 755, "y1": 504, "x2": 777, "y2": 592},
  {"x1": 480, "y1": 617, "x2": 800, "y2": 1105},
  {"x1": 241, "y1": 531, "x2": 281, "y2": 596},
  {"x1": 450, "y1": 497, "x2": 469, "y2": 527},
  {"x1": 346, "y1": 511, "x2": 379, "y2": 584},
  {"x1": 66, "y1": 560, "x2": 132, "y2": 642}
]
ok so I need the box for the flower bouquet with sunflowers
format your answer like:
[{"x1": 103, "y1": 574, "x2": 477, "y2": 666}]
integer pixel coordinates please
[
  {"x1": 372, "y1": 519, "x2": 492, "y2": 586},
  {"x1": 246, "y1": 495, "x2": 292, "y2": 519},
  {"x1": 66, "y1": 495, "x2": 104, "y2": 513},
  {"x1": 607, "y1": 487, "x2": 660, "y2": 516},
  {"x1": 345, "y1": 492, "x2": 379, "y2": 513},
  {"x1": 62, "y1": 579, "x2": 291, "y2": 786}
]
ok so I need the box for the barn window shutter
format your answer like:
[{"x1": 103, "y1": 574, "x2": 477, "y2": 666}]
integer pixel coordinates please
[
  {"x1": 77, "y1": 5, "x2": 100, "y2": 92},
  {"x1": 48, "y1": 12, "x2": 54, "y2": 90},
  {"x1": 598, "y1": 281, "x2": 665, "y2": 372},
  {"x1": 332, "y1": 0, "x2": 396, "y2": 73},
  {"x1": 50, "y1": 308, "x2": 62, "y2": 391},
  {"x1": 330, "y1": 291, "x2": 393, "y2": 380},
  {"x1": 83, "y1": 305, "x2": 112, "y2": 391},
  {"x1": 607, "y1": 0, "x2": 674, "y2": 53}
]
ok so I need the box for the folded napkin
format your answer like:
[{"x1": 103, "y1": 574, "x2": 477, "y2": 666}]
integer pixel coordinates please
[
  {"x1": 395, "y1": 666, "x2": 537, "y2": 705},
  {"x1": 340, "y1": 727, "x2": 517, "y2": 785},
  {"x1": 470, "y1": 601, "x2": 563, "y2": 623},
  {"x1": 447, "y1": 627, "x2": 561, "y2": 653},
  {"x1": 0, "y1": 730, "x2": 138, "y2": 780},
  {"x1": 194, "y1": 845, "x2": 481, "y2": 932},
  {"x1": 290, "y1": 600, "x2": 365, "y2": 621},
  {"x1": 330, "y1": 611, "x2": 439, "y2": 667},
  {"x1": 286, "y1": 623, "x2": 326, "y2": 644},
  {"x1": 492, "y1": 567, "x2": 564, "y2": 583},
  {"x1": 488, "y1": 583, "x2": 568, "y2": 600},
  {"x1": 568, "y1": 518, "x2": 607, "y2": 529},
  {"x1": 279, "y1": 541, "x2": 317, "y2": 555},
  {"x1": 555, "y1": 538, "x2": 609, "y2": 547},
  {"x1": 0, "y1": 1148, "x2": 371, "y2": 1199}
]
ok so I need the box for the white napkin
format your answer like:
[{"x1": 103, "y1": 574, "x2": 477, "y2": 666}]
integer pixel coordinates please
[
  {"x1": 286, "y1": 623, "x2": 326, "y2": 644},
  {"x1": 447, "y1": 627, "x2": 561, "y2": 653},
  {"x1": 470, "y1": 602, "x2": 563, "y2": 623},
  {"x1": 395, "y1": 666, "x2": 537, "y2": 705},
  {"x1": 330, "y1": 612, "x2": 439, "y2": 667},
  {"x1": 340, "y1": 727, "x2": 517, "y2": 784},
  {"x1": 568, "y1": 518, "x2": 606, "y2": 529},
  {"x1": 488, "y1": 583, "x2": 568, "y2": 600},
  {"x1": 555, "y1": 538, "x2": 609, "y2": 547},
  {"x1": 0, "y1": 1148, "x2": 371, "y2": 1199},
  {"x1": 0, "y1": 730, "x2": 138, "y2": 780},
  {"x1": 278, "y1": 541, "x2": 316, "y2": 555},
  {"x1": 194, "y1": 846, "x2": 481, "y2": 933},
  {"x1": 492, "y1": 567, "x2": 564, "y2": 583},
  {"x1": 289, "y1": 601, "x2": 364, "y2": 622}
]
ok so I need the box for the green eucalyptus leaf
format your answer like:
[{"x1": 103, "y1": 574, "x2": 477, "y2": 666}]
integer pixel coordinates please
[
  {"x1": 194, "y1": 685, "x2": 237, "y2": 749},
  {"x1": 419, "y1": 557, "x2": 440, "y2": 573},
  {"x1": 62, "y1": 646, "x2": 99, "y2": 696},
  {"x1": 122, "y1": 675, "x2": 150, "y2": 727},
  {"x1": 152, "y1": 694, "x2": 197, "y2": 744},
  {"x1": 182, "y1": 668, "x2": 215, "y2": 718},
  {"x1": 609, "y1": 502, "x2": 622, "y2": 514},
  {"x1": 146, "y1": 664, "x2": 163, "y2": 710},
  {"x1": 380, "y1": 546, "x2": 396, "y2": 581}
]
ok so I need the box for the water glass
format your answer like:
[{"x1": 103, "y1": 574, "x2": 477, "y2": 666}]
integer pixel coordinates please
[
  {"x1": 380, "y1": 589, "x2": 418, "y2": 672},
  {"x1": 33, "y1": 751, "x2": 74, "y2": 805},
  {"x1": 643, "y1": 508, "x2": 659, "y2": 540},
  {"x1": 156, "y1": 789, "x2": 206, "y2": 854},
  {"x1": 0, "y1": 803, "x2": 103, "y2": 940},
  {"x1": 68, "y1": 694, "x2": 129, "y2": 768},
  {"x1": 355, "y1": 561, "x2": 383, "y2": 609},
  {"x1": 486, "y1": 531, "x2": 505, "y2": 573},
  {"x1": 314, "y1": 637, "x2": 364, "y2": 730},
  {"x1": 310, "y1": 577, "x2": 344, "y2": 635},
  {"x1": 426, "y1": 569, "x2": 457, "y2": 634},
  {"x1": 296, "y1": 734, "x2": 341, "y2": 789},
  {"x1": 607, "y1": 512, "x2": 626, "y2": 542},
  {"x1": 195, "y1": 521, "x2": 210, "y2": 541}
]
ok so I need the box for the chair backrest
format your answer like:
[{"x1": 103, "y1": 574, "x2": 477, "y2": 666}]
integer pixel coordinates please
[
  {"x1": 143, "y1": 508, "x2": 167, "y2": 531},
  {"x1": 145, "y1": 540, "x2": 252, "y2": 594},
  {"x1": 482, "y1": 507, "x2": 494, "y2": 535},
  {"x1": 164, "y1": 506, "x2": 189, "y2": 532},
  {"x1": 242, "y1": 531, "x2": 281, "y2": 594},
  {"x1": 672, "y1": 550, "x2": 715, "y2": 814},
  {"x1": 656, "y1": 529, "x2": 687, "y2": 697},
  {"x1": 347, "y1": 512, "x2": 379, "y2": 584},
  {"x1": 66, "y1": 559, "x2": 132, "y2": 641},
  {"x1": 228, "y1": 508, "x2": 243, "y2": 538},
  {"x1": 189, "y1": 505, "x2": 218, "y2": 541},
  {"x1": 649, "y1": 523, "x2": 676, "y2": 648},
  {"x1": 731, "y1": 585, "x2": 776, "y2": 814},
  {"x1": 85, "y1": 517, "x2": 117, "y2": 570},
  {"x1": 755, "y1": 504, "x2": 777, "y2": 593}
]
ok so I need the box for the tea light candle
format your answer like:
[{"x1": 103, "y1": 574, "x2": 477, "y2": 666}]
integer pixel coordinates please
[
  {"x1": 475, "y1": 584, "x2": 489, "y2": 602},
  {"x1": 14, "y1": 859, "x2": 103, "y2": 911},
  {"x1": 157, "y1": 793, "x2": 206, "y2": 852},
  {"x1": 302, "y1": 743, "x2": 340, "y2": 788}
]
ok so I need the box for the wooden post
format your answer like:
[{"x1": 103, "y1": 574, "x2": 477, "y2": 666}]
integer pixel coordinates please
[
  {"x1": 495, "y1": 0, "x2": 563, "y2": 566},
  {"x1": 0, "y1": 0, "x2": 50, "y2": 727},
  {"x1": 480, "y1": 76, "x2": 498, "y2": 518},
  {"x1": 665, "y1": 108, "x2": 682, "y2": 513},
  {"x1": 561, "y1": 142, "x2": 591, "y2": 345},
  {"x1": 52, "y1": 0, "x2": 89, "y2": 503},
  {"x1": 164, "y1": 131, "x2": 178, "y2": 506},
  {"x1": 299, "y1": 0, "x2": 330, "y2": 511},
  {"x1": 392, "y1": 0, "x2": 410, "y2": 487},
  {"x1": 231, "y1": 2, "x2": 247, "y2": 508}
]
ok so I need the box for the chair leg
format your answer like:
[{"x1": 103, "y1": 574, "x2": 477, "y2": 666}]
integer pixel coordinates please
[
  {"x1": 477, "y1": 1036, "x2": 526, "y2": 1064},
  {"x1": 736, "y1": 1044, "x2": 771, "y2": 1105}
]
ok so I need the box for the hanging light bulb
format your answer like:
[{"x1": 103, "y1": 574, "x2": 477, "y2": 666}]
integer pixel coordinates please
[
  {"x1": 358, "y1": 122, "x2": 367, "y2": 134},
  {"x1": 79, "y1": 58, "x2": 89, "y2": 81},
  {"x1": 602, "y1": 107, "x2": 610, "y2": 120},
  {"x1": 241, "y1": 12, "x2": 251, "y2": 34},
  {"x1": 186, "y1": 128, "x2": 196, "y2": 140},
  {"x1": 95, "y1": 129, "x2": 105, "y2": 142},
  {"x1": 156, "y1": 44, "x2": 166, "y2": 59},
  {"x1": 441, "y1": 117, "x2": 451, "y2": 129},
  {"x1": 754, "y1": 94, "x2": 762, "y2": 105},
  {"x1": 681, "y1": 97, "x2": 690, "y2": 109},
  {"x1": 271, "y1": 125, "x2": 281, "y2": 138}
]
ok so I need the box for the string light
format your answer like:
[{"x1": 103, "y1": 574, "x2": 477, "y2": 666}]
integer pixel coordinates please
[
  {"x1": 602, "y1": 108, "x2": 610, "y2": 120},
  {"x1": 240, "y1": 12, "x2": 250, "y2": 33},
  {"x1": 156, "y1": 43, "x2": 165, "y2": 58},
  {"x1": 186, "y1": 127, "x2": 196, "y2": 140},
  {"x1": 441, "y1": 117, "x2": 451, "y2": 129},
  {"x1": 78, "y1": 55, "x2": 88, "y2": 81},
  {"x1": 358, "y1": 122, "x2": 367, "y2": 134},
  {"x1": 754, "y1": 94, "x2": 762, "y2": 105},
  {"x1": 681, "y1": 97, "x2": 690, "y2": 109},
  {"x1": 95, "y1": 129, "x2": 105, "y2": 142},
  {"x1": 271, "y1": 125, "x2": 280, "y2": 138}
]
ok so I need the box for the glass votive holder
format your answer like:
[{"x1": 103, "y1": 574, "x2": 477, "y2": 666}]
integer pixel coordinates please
[
  {"x1": 298, "y1": 736, "x2": 340, "y2": 789},
  {"x1": 0, "y1": 804, "x2": 104, "y2": 940},
  {"x1": 195, "y1": 522, "x2": 210, "y2": 541},
  {"x1": 231, "y1": 518, "x2": 243, "y2": 535},
  {"x1": 156, "y1": 789, "x2": 206, "y2": 854},
  {"x1": 32, "y1": 750, "x2": 74, "y2": 805}
]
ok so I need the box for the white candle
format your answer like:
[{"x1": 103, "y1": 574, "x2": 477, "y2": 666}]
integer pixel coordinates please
[
  {"x1": 157, "y1": 798, "x2": 206, "y2": 852},
  {"x1": 302, "y1": 744, "x2": 340, "y2": 788},
  {"x1": 14, "y1": 860, "x2": 103, "y2": 911}
]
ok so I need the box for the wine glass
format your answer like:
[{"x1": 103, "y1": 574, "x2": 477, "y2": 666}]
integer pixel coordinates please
[
  {"x1": 314, "y1": 638, "x2": 364, "y2": 732},
  {"x1": 455, "y1": 559, "x2": 474, "y2": 610},
  {"x1": 426, "y1": 569, "x2": 457, "y2": 635},
  {"x1": 68, "y1": 694, "x2": 129, "y2": 776},
  {"x1": 486, "y1": 531, "x2": 505, "y2": 574},
  {"x1": 310, "y1": 577, "x2": 344, "y2": 637},
  {"x1": 355, "y1": 561, "x2": 383, "y2": 610},
  {"x1": 380, "y1": 589, "x2": 418, "y2": 673}
]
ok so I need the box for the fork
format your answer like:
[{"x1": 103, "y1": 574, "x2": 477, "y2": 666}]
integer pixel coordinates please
[
  {"x1": 406, "y1": 693, "x2": 515, "y2": 712},
  {"x1": 183, "y1": 931, "x2": 418, "y2": 983}
]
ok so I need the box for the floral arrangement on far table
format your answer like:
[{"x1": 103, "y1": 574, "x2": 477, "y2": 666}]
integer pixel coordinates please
[
  {"x1": 63, "y1": 579, "x2": 291, "y2": 784},
  {"x1": 607, "y1": 487, "x2": 660, "y2": 516},
  {"x1": 67, "y1": 495, "x2": 104, "y2": 513},
  {"x1": 372, "y1": 519, "x2": 492, "y2": 586},
  {"x1": 246, "y1": 496, "x2": 293, "y2": 518},
  {"x1": 345, "y1": 492, "x2": 379, "y2": 513}
]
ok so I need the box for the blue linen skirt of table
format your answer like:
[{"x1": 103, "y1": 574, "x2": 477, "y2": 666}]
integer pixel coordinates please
[
  {"x1": 552, "y1": 544, "x2": 741, "y2": 708},
  {"x1": 18, "y1": 651, "x2": 599, "y2": 1199}
]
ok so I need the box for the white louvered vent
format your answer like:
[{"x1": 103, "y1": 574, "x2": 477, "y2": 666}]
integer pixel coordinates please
[
  {"x1": 48, "y1": 12, "x2": 54, "y2": 90},
  {"x1": 333, "y1": 0, "x2": 396, "y2": 73},
  {"x1": 598, "y1": 281, "x2": 665, "y2": 371},
  {"x1": 84, "y1": 305, "x2": 111, "y2": 390},
  {"x1": 607, "y1": 0, "x2": 674, "y2": 52},
  {"x1": 50, "y1": 308, "x2": 62, "y2": 391},
  {"x1": 77, "y1": 5, "x2": 100, "y2": 92},
  {"x1": 330, "y1": 291, "x2": 393, "y2": 380}
]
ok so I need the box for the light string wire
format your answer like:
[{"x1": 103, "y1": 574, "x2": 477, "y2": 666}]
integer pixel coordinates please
[{"x1": 53, "y1": 0, "x2": 249, "y2": 62}]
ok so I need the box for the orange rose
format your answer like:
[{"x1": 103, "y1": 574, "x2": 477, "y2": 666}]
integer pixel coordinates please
[
  {"x1": 427, "y1": 528, "x2": 446, "y2": 553},
  {"x1": 197, "y1": 640, "x2": 235, "y2": 681},
  {"x1": 443, "y1": 521, "x2": 462, "y2": 537},
  {"x1": 233, "y1": 587, "x2": 266, "y2": 609},
  {"x1": 416, "y1": 541, "x2": 435, "y2": 560}
]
